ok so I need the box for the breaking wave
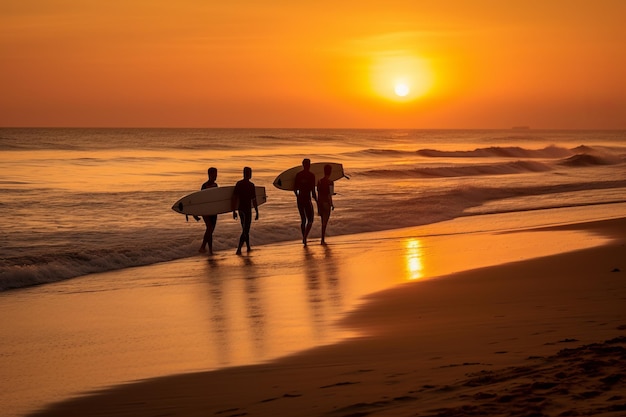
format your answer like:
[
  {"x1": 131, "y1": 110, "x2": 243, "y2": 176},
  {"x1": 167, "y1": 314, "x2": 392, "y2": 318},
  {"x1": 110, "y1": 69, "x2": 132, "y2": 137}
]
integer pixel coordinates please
[
  {"x1": 361, "y1": 160, "x2": 553, "y2": 178},
  {"x1": 417, "y1": 145, "x2": 573, "y2": 159}
]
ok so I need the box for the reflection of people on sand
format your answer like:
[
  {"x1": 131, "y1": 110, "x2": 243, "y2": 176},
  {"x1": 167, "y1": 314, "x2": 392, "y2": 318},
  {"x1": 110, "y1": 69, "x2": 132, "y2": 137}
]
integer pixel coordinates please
[
  {"x1": 316, "y1": 164, "x2": 334, "y2": 245},
  {"x1": 204, "y1": 261, "x2": 229, "y2": 365},
  {"x1": 294, "y1": 158, "x2": 317, "y2": 246},
  {"x1": 232, "y1": 167, "x2": 259, "y2": 255},
  {"x1": 204, "y1": 255, "x2": 267, "y2": 364},
  {"x1": 199, "y1": 167, "x2": 218, "y2": 255},
  {"x1": 302, "y1": 246, "x2": 342, "y2": 340},
  {"x1": 243, "y1": 259, "x2": 267, "y2": 357}
]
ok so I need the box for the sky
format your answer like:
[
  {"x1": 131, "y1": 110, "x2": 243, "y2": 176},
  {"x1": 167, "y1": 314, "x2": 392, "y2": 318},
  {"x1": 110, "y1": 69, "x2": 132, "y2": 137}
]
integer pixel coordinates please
[{"x1": 1, "y1": 0, "x2": 625, "y2": 129}]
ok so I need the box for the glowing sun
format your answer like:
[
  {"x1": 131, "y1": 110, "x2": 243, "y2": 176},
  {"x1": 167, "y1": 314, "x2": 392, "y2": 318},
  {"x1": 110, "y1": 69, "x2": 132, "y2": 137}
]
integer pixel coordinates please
[
  {"x1": 394, "y1": 83, "x2": 410, "y2": 97},
  {"x1": 369, "y1": 54, "x2": 434, "y2": 101}
]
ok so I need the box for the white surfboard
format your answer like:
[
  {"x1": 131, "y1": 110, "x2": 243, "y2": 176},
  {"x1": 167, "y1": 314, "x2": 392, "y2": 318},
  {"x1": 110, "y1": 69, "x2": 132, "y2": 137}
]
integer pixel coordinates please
[
  {"x1": 273, "y1": 162, "x2": 346, "y2": 191},
  {"x1": 172, "y1": 186, "x2": 267, "y2": 216}
]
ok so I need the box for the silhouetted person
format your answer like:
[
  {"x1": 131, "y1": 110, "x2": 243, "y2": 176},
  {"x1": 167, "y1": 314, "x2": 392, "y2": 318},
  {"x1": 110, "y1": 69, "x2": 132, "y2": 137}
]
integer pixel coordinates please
[
  {"x1": 199, "y1": 167, "x2": 218, "y2": 254},
  {"x1": 232, "y1": 166, "x2": 259, "y2": 255},
  {"x1": 294, "y1": 158, "x2": 317, "y2": 246},
  {"x1": 316, "y1": 164, "x2": 334, "y2": 245}
]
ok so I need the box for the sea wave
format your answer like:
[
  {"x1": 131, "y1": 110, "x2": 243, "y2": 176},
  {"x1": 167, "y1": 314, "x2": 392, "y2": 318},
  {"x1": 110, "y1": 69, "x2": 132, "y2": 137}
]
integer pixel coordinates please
[
  {"x1": 342, "y1": 148, "x2": 415, "y2": 158},
  {"x1": 0, "y1": 240, "x2": 197, "y2": 291},
  {"x1": 559, "y1": 154, "x2": 622, "y2": 167},
  {"x1": 417, "y1": 145, "x2": 573, "y2": 159},
  {"x1": 3, "y1": 179, "x2": 626, "y2": 292},
  {"x1": 558, "y1": 145, "x2": 625, "y2": 167},
  {"x1": 360, "y1": 160, "x2": 553, "y2": 178}
]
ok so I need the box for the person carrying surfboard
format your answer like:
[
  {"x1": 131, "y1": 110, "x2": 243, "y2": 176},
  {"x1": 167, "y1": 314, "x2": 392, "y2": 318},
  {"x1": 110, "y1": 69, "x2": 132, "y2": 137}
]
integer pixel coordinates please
[
  {"x1": 199, "y1": 167, "x2": 218, "y2": 255},
  {"x1": 316, "y1": 164, "x2": 334, "y2": 245},
  {"x1": 294, "y1": 158, "x2": 317, "y2": 246},
  {"x1": 232, "y1": 166, "x2": 259, "y2": 255}
]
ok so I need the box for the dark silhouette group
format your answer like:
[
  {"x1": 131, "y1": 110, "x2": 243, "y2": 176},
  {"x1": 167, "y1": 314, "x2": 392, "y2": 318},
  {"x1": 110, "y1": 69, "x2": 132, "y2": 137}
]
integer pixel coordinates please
[{"x1": 197, "y1": 160, "x2": 335, "y2": 255}]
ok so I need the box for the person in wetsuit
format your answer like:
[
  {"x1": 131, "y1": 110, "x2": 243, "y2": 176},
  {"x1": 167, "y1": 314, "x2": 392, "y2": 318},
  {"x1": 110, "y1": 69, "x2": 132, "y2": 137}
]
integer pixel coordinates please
[
  {"x1": 294, "y1": 158, "x2": 317, "y2": 246},
  {"x1": 199, "y1": 167, "x2": 218, "y2": 255},
  {"x1": 231, "y1": 166, "x2": 259, "y2": 255}
]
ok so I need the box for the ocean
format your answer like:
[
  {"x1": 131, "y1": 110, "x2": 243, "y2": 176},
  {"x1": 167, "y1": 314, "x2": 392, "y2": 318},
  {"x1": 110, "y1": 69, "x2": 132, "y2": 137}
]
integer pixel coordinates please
[{"x1": 1, "y1": 128, "x2": 626, "y2": 291}]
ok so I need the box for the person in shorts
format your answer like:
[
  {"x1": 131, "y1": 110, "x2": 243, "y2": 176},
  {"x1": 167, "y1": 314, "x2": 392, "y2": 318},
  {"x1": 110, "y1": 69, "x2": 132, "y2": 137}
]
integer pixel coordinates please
[
  {"x1": 293, "y1": 158, "x2": 317, "y2": 246},
  {"x1": 316, "y1": 164, "x2": 334, "y2": 245}
]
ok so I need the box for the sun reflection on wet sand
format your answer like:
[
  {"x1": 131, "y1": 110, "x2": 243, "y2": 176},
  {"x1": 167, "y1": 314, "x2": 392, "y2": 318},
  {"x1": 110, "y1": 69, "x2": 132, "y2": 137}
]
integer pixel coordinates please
[{"x1": 405, "y1": 238, "x2": 424, "y2": 280}]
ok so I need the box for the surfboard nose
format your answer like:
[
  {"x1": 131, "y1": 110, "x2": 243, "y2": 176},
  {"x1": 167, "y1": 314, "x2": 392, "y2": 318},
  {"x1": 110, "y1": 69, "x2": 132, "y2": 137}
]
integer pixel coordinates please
[{"x1": 172, "y1": 202, "x2": 183, "y2": 213}]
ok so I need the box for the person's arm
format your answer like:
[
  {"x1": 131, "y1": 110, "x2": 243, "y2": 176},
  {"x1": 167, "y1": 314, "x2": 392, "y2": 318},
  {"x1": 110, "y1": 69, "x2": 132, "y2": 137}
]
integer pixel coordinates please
[
  {"x1": 195, "y1": 182, "x2": 206, "y2": 221},
  {"x1": 231, "y1": 187, "x2": 238, "y2": 219},
  {"x1": 293, "y1": 172, "x2": 300, "y2": 197},
  {"x1": 252, "y1": 185, "x2": 259, "y2": 220},
  {"x1": 329, "y1": 181, "x2": 334, "y2": 209},
  {"x1": 311, "y1": 175, "x2": 317, "y2": 201}
]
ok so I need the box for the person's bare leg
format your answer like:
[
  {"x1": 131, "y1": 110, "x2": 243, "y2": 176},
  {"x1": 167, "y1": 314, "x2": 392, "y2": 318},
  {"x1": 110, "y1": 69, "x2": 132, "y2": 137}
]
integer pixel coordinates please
[{"x1": 321, "y1": 215, "x2": 329, "y2": 244}]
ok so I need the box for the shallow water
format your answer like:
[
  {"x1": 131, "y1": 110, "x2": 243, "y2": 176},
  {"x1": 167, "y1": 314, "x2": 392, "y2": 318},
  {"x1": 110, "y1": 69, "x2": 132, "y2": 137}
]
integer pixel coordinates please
[{"x1": 1, "y1": 128, "x2": 625, "y2": 290}]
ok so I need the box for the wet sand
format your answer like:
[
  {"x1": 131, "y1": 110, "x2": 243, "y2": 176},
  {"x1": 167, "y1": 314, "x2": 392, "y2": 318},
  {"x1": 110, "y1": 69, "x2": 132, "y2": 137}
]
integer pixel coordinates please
[{"x1": 2, "y1": 209, "x2": 625, "y2": 417}]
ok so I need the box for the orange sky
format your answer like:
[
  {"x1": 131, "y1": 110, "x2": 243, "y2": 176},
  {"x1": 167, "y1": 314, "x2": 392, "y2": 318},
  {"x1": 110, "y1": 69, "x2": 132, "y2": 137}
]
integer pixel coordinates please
[{"x1": 1, "y1": 1, "x2": 625, "y2": 128}]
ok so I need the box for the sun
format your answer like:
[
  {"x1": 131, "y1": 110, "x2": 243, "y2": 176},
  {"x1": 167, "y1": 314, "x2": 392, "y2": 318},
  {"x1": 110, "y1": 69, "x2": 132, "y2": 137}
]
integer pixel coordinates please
[{"x1": 394, "y1": 82, "x2": 410, "y2": 97}]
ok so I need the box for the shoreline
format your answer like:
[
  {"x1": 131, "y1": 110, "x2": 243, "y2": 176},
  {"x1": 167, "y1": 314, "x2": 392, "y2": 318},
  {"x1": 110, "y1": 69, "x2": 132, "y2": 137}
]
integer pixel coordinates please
[
  {"x1": 25, "y1": 216, "x2": 626, "y2": 417},
  {"x1": 3, "y1": 200, "x2": 626, "y2": 294}
]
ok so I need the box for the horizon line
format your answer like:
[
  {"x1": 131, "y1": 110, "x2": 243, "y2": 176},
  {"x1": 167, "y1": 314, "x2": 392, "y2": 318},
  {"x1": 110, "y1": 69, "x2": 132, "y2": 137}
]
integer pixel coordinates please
[{"x1": 2, "y1": 126, "x2": 625, "y2": 131}]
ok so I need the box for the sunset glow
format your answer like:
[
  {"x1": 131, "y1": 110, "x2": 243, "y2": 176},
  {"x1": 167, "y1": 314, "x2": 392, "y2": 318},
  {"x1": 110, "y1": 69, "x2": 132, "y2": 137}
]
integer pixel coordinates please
[
  {"x1": 367, "y1": 53, "x2": 435, "y2": 102},
  {"x1": 1, "y1": 1, "x2": 624, "y2": 128}
]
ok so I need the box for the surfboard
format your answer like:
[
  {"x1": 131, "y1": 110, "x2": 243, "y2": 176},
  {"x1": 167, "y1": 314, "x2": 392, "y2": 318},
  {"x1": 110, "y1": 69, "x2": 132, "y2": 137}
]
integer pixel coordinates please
[
  {"x1": 273, "y1": 162, "x2": 346, "y2": 191},
  {"x1": 172, "y1": 186, "x2": 267, "y2": 216}
]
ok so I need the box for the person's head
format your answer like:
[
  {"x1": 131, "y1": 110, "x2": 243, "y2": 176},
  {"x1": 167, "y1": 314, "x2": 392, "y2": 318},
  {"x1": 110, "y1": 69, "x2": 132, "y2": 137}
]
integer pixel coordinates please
[
  {"x1": 324, "y1": 164, "x2": 332, "y2": 177},
  {"x1": 208, "y1": 167, "x2": 217, "y2": 181},
  {"x1": 243, "y1": 166, "x2": 252, "y2": 179},
  {"x1": 302, "y1": 158, "x2": 311, "y2": 171}
]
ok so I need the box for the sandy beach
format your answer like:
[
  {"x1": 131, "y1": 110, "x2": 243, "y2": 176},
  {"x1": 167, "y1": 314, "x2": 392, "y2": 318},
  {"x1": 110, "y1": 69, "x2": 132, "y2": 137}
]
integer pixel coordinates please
[{"x1": 2, "y1": 208, "x2": 625, "y2": 417}]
